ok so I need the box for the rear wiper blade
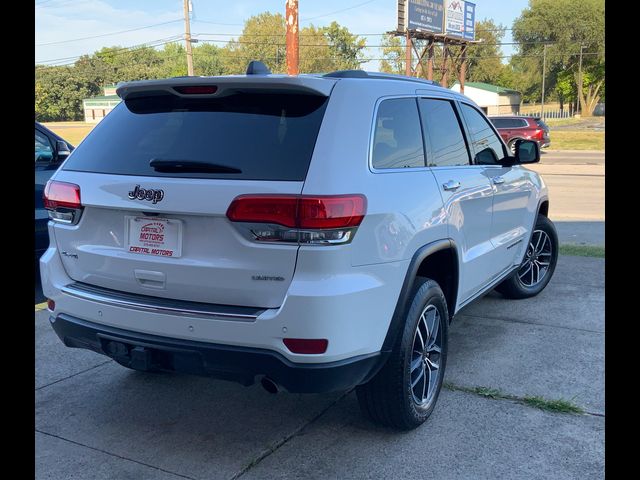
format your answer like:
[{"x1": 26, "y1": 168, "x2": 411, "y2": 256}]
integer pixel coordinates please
[{"x1": 149, "y1": 159, "x2": 241, "y2": 174}]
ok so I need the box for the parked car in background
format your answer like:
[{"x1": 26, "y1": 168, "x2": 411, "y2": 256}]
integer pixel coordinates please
[
  {"x1": 36, "y1": 122, "x2": 74, "y2": 261},
  {"x1": 489, "y1": 116, "x2": 550, "y2": 154}
]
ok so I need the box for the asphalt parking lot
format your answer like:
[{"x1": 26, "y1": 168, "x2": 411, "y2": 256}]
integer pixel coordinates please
[{"x1": 35, "y1": 253, "x2": 604, "y2": 479}]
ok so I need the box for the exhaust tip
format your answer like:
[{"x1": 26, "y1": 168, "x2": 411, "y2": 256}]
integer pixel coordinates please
[{"x1": 260, "y1": 376, "x2": 279, "y2": 394}]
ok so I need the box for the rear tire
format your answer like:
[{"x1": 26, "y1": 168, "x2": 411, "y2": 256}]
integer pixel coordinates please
[
  {"x1": 356, "y1": 278, "x2": 448, "y2": 430},
  {"x1": 496, "y1": 214, "x2": 558, "y2": 299}
]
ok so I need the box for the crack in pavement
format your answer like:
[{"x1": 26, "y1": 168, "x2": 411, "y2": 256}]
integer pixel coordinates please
[
  {"x1": 443, "y1": 382, "x2": 605, "y2": 418},
  {"x1": 228, "y1": 389, "x2": 353, "y2": 480},
  {"x1": 36, "y1": 429, "x2": 197, "y2": 480},
  {"x1": 456, "y1": 313, "x2": 604, "y2": 335},
  {"x1": 36, "y1": 360, "x2": 113, "y2": 391}
]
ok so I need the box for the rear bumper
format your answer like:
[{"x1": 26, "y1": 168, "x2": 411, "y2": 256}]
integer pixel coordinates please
[{"x1": 50, "y1": 313, "x2": 383, "y2": 393}]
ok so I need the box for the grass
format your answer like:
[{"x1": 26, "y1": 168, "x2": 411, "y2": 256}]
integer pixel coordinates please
[
  {"x1": 559, "y1": 244, "x2": 605, "y2": 258},
  {"x1": 522, "y1": 396, "x2": 584, "y2": 414},
  {"x1": 549, "y1": 130, "x2": 604, "y2": 150},
  {"x1": 444, "y1": 383, "x2": 585, "y2": 415},
  {"x1": 41, "y1": 121, "x2": 95, "y2": 147}
]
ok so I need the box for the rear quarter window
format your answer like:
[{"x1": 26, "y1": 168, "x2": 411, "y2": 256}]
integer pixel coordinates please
[{"x1": 62, "y1": 93, "x2": 329, "y2": 181}]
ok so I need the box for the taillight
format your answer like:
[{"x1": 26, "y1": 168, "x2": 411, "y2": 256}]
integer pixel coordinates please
[
  {"x1": 43, "y1": 180, "x2": 83, "y2": 224},
  {"x1": 534, "y1": 129, "x2": 543, "y2": 140},
  {"x1": 283, "y1": 338, "x2": 328, "y2": 354},
  {"x1": 226, "y1": 194, "x2": 367, "y2": 245}
]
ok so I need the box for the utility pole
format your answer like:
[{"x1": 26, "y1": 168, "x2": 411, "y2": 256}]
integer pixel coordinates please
[
  {"x1": 577, "y1": 44, "x2": 585, "y2": 114},
  {"x1": 285, "y1": 0, "x2": 299, "y2": 75},
  {"x1": 183, "y1": 0, "x2": 194, "y2": 76},
  {"x1": 540, "y1": 43, "x2": 547, "y2": 119},
  {"x1": 405, "y1": 30, "x2": 412, "y2": 76}
]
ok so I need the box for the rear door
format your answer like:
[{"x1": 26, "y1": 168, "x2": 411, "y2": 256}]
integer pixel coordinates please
[
  {"x1": 50, "y1": 90, "x2": 330, "y2": 308},
  {"x1": 418, "y1": 97, "x2": 501, "y2": 303}
]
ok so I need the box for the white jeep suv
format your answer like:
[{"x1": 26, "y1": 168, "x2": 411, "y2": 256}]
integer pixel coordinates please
[{"x1": 40, "y1": 63, "x2": 558, "y2": 430}]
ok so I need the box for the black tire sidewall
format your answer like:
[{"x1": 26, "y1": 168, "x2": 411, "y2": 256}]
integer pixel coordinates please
[{"x1": 400, "y1": 279, "x2": 449, "y2": 424}]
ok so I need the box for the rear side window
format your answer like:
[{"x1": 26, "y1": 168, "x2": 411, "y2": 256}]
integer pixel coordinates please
[
  {"x1": 460, "y1": 103, "x2": 507, "y2": 165},
  {"x1": 372, "y1": 98, "x2": 425, "y2": 170},
  {"x1": 62, "y1": 93, "x2": 329, "y2": 181},
  {"x1": 418, "y1": 98, "x2": 470, "y2": 167}
]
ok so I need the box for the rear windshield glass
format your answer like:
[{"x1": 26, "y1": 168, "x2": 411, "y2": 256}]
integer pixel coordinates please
[
  {"x1": 63, "y1": 93, "x2": 329, "y2": 181},
  {"x1": 534, "y1": 118, "x2": 550, "y2": 130}
]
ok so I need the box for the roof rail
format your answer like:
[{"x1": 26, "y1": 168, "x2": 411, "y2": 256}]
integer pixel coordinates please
[{"x1": 323, "y1": 70, "x2": 440, "y2": 87}]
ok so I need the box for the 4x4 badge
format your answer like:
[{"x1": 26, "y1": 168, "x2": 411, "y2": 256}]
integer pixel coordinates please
[{"x1": 128, "y1": 185, "x2": 164, "y2": 204}]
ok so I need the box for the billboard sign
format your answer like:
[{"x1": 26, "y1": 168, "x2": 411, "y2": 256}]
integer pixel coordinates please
[
  {"x1": 399, "y1": 0, "x2": 445, "y2": 34},
  {"x1": 445, "y1": 0, "x2": 475, "y2": 40},
  {"x1": 463, "y1": 2, "x2": 476, "y2": 41},
  {"x1": 397, "y1": 0, "x2": 475, "y2": 40}
]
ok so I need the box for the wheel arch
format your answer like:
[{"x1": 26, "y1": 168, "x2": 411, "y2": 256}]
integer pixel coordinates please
[{"x1": 380, "y1": 239, "x2": 459, "y2": 354}]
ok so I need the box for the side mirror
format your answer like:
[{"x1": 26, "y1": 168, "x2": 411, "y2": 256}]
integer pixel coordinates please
[
  {"x1": 514, "y1": 139, "x2": 540, "y2": 164},
  {"x1": 56, "y1": 140, "x2": 71, "y2": 160}
]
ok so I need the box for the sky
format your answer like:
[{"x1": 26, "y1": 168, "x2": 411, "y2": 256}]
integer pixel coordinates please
[{"x1": 35, "y1": 0, "x2": 530, "y2": 69}]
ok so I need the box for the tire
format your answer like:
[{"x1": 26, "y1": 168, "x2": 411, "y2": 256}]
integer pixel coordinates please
[
  {"x1": 356, "y1": 278, "x2": 448, "y2": 430},
  {"x1": 495, "y1": 214, "x2": 558, "y2": 299}
]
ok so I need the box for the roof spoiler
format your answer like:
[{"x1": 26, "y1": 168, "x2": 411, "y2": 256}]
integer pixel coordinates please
[{"x1": 116, "y1": 61, "x2": 334, "y2": 100}]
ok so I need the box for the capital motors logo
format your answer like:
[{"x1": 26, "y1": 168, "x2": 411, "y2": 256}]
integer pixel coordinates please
[{"x1": 139, "y1": 222, "x2": 165, "y2": 244}]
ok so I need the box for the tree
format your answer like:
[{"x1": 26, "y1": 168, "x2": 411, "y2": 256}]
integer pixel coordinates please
[
  {"x1": 379, "y1": 34, "x2": 405, "y2": 75},
  {"x1": 465, "y1": 20, "x2": 508, "y2": 84},
  {"x1": 35, "y1": 66, "x2": 100, "y2": 121},
  {"x1": 512, "y1": 0, "x2": 604, "y2": 115},
  {"x1": 320, "y1": 21, "x2": 367, "y2": 70}
]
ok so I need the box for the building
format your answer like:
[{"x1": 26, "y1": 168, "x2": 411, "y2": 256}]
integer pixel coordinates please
[
  {"x1": 450, "y1": 82, "x2": 521, "y2": 115},
  {"x1": 82, "y1": 85, "x2": 121, "y2": 123}
]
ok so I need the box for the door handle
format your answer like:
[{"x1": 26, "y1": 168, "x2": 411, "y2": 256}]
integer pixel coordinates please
[
  {"x1": 492, "y1": 176, "x2": 505, "y2": 185},
  {"x1": 442, "y1": 180, "x2": 461, "y2": 191}
]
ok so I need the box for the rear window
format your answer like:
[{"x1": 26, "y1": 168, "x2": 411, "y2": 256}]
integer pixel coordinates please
[
  {"x1": 534, "y1": 118, "x2": 550, "y2": 130},
  {"x1": 62, "y1": 93, "x2": 329, "y2": 181}
]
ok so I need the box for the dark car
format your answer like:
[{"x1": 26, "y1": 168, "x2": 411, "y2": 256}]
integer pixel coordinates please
[
  {"x1": 489, "y1": 116, "x2": 550, "y2": 154},
  {"x1": 35, "y1": 122, "x2": 74, "y2": 260}
]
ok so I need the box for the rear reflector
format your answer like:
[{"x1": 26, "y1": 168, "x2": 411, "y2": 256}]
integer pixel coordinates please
[
  {"x1": 43, "y1": 181, "x2": 81, "y2": 210},
  {"x1": 47, "y1": 299, "x2": 55, "y2": 311},
  {"x1": 173, "y1": 85, "x2": 218, "y2": 94},
  {"x1": 283, "y1": 338, "x2": 328, "y2": 354},
  {"x1": 226, "y1": 194, "x2": 366, "y2": 229}
]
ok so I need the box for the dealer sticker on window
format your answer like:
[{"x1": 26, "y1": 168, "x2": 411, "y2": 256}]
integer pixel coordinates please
[{"x1": 125, "y1": 216, "x2": 182, "y2": 258}]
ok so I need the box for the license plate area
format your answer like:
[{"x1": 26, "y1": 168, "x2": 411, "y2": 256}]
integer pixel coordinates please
[{"x1": 125, "y1": 216, "x2": 183, "y2": 258}]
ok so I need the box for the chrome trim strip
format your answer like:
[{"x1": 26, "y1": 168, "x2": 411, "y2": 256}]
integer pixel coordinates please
[{"x1": 60, "y1": 284, "x2": 261, "y2": 321}]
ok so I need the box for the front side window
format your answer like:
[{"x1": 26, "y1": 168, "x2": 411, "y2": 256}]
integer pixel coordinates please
[
  {"x1": 460, "y1": 103, "x2": 507, "y2": 165},
  {"x1": 418, "y1": 98, "x2": 470, "y2": 167},
  {"x1": 372, "y1": 98, "x2": 425, "y2": 170}
]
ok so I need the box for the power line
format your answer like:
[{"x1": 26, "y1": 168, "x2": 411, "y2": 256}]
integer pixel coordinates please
[
  {"x1": 300, "y1": 0, "x2": 380, "y2": 22},
  {"x1": 36, "y1": 19, "x2": 183, "y2": 46},
  {"x1": 37, "y1": 36, "x2": 183, "y2": 65}
]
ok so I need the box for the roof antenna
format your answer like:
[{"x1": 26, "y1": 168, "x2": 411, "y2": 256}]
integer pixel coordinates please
[{"x1": 246, "y1": 60, "x2": 272, "y2": 75}]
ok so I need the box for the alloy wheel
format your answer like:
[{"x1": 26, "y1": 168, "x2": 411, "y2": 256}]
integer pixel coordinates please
[
  {"x1": 410, "y1": 304, "x2": 443, "y2": 406},
  {"x1": 518, "y1": 229, "x2": 553, "y2": 287}
]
